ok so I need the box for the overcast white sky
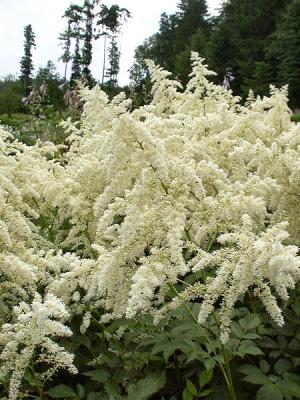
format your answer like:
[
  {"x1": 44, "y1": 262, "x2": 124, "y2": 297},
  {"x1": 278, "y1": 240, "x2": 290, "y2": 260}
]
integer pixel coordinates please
[{"x1": 0, "y1": 0, "x2": 221, "y2": 85}]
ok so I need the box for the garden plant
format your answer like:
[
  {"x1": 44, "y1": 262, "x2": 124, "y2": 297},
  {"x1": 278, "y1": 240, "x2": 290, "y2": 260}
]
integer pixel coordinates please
[{"x1": 0, "y1": 54, "x2": 300, "y2": 399}]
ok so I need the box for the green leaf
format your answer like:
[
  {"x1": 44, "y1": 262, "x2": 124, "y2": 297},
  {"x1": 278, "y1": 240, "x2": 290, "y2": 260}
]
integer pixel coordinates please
[
  {"x1": 260, "y1": 360, "x2": 270, "y2": 374},
  {"x1": 73, "y1": 334, "x2": 91, "y2": 348},
  {"x1": 231, "y1": 321, "x2": 244, "y2": 338},
  {"x1": 105, "y1": 382, "x2": 122, "y2": 400},
  {"x1": 239, "y1": 364, "x2": 270, "y2": 386},
  {"x1": 278, "y1": 380, "x2": 300, "y2": 398},
  {"x1": 239, "y1": 364, "x2": 261, "y2": 375},
  {"x1": 83, "y1": 369, "x2": 110, "y2": 383},
  {"x1": 47, "y1": 384, "x2": 78, "y2": 398},
  {"x1": 186, "y1": 379, "x2": 197, "y2": 396},
  {"x1": 239, "y1": 314, "x2": 261, "y2": 330},
  {"x1": 244, "y1": 373, "x2": 270, "y2": 386},
  {"x1": 76, "y1": 384, "x2": 85, "y2": 399},
  {"x1": 199, "y1": 369, "x2": 213, "y2": 388},
  {"x1": 204, "y1": 358, "x2": 216, "y2": 371},
  {"x1": 127, "y1": 372, "x2": 166, "y2": 400},
  {"x1": 199, "y1": 389, "x2": 214, "y2": 397},
  {"x1": 183, "y1": 387, "x2": 194, "y2": 400},
  {"x1": 274, "y1": 359, "x2": 292, "y2": 375},
  {"x1": 292, "y1": 300, "x2": 300, "y2": 316},
  {"x1": 289, "y1": 338, "x2": 300, "y2": 351},
  {"x1": 23, "y1": 369, "x2": 36, "y2": 386},
  {"x1": 87, "y1": 393, "x2": 103, "y2": 400},
  {"x1": 151, "y1": 339, "x2": 181, "y2": 361},
  {"x1": 238, "y1": 341, "x2": 264, "y2": 355},
  {"x1": 256, "y1": 384, "x2": 283, "y2": 400},
  {"x1": 243, "y1": 333, "x2": 261, "y2": 340}
]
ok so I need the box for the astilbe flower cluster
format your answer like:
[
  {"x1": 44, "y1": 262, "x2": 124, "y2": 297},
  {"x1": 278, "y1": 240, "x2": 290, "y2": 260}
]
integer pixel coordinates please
[{"x1": 0, "y1": 53, "x2": 300, "y2": 397}]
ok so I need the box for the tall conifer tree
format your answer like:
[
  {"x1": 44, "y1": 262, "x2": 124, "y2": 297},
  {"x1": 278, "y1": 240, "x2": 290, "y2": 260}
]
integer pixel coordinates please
[
  {"x1": 20, "y1": 24, "x2": 36, "y2": 92},
  {"x1": 105, "y1": 35, "x2": 120, "y2": 87},
  {"x1": 70, "y1": 35, "x2": 82, "y2": 85},
  {"x1": 271, "y1": 0, "x2": 300, "y2": 108},
  {"x1": 82, "y1": 0, "x2": 94, "y2": 86}
]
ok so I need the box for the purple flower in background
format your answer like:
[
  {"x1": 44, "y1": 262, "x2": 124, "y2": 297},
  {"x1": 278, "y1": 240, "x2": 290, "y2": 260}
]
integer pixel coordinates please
[{"x1": 223, "y1": 68, "x2": 235, "y2": 89}]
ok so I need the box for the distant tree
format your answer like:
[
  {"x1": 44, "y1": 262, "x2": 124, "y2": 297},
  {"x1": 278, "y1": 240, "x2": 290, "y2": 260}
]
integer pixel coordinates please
[
  {"x1": 94, "y1": 4, "x2": 130, "y2": 84},
  {"x1": 35, "y1": 61, "x2": 64, "y2": 111},
  {"x1": 70, "y1": 35, "x2": 82, "y2": 86},
  {"x1": 59, "y1": 4, "x2": 83, "y2": 84},
  {"x1": 208, "y1": 0, "x2": 291, "y2": 95},
  {"x1": 81, "y1": 0, "x2": 95, "y2": 86},
  {"x1": 20, "y1": 25, "x2": 36, "y2": 92},
  {"x1": 58, "y1": 25, "x2": 72, "y2": 83},
  {"x1": 154, "y1": 13, "x2": 178, "y2": 71},
  {"x1": 174, "y1": 27, "x2": 209, "y2": 84},
  {"x1": 175, "y1": 0, "x2": 209, "y2": 50},
  {"x1": 131, "y1": 0, "x2": 209, "y2": 91},
  {"x1": 241, "y1": 61, "x2": 274, "y2": 97},
  {"x1": 0, "y1": 76, "x2": 24, "y2": 117},
  {"x1": 105, "y1": 35, "x2": 120, "y2": 87},
  {"x1": 268, "y1": 0, "x2": 300, "y2": 108}
]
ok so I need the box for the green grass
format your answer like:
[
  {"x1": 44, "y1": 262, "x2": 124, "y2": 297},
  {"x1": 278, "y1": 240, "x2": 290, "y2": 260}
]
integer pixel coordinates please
[
  {"x1": 291, "y1": 113, "x2": 300, "y2": 123},
  {"x1": 0, "y1": 113, "x2": 33, "y2": 129}
]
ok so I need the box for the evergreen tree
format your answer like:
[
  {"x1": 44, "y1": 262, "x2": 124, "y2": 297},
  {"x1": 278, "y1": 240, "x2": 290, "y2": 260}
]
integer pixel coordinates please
[
  {"x1": 94, "y1": 4, "x2": 130, "y2": 84},
  {"x1": 131, "y1": 0, "x2": 209, "y2": 90},
  {"x1": 105, "y1": 35, "x2": 120, "y2": 87},
  {"x1": 175, "y1": 0, "x2": 209, "y2": 50},
  {"x1": 242, "y1": 61, "x2": 274, "y2": 97},
  {"x1": 20, "y1": 25, "x2": 36, "y2": 92},
  {"x1": 208, "y1": 0, "x2": 291, "y2": 95},
  {"x1": 70, "y1": 35, "x2": 82, "y2": 85},
  {"x1": 59, "y1": 4, "x2": 83, "y2": 85},
  {"x1": 81, "y1": 0, "x2": 95, "y2": 87},
  {"x1": 155, "y1": 13, "x2": 178, "y2": 71},
  {"x1": 269, "y1": 0, "x2": 300, "y2": 108},
  {"x1": 58, "y1": 24, "x2": 72, "y2": 83},
  {"x1": 174, "y1": 27, "x2": 209, "y2": 84}
]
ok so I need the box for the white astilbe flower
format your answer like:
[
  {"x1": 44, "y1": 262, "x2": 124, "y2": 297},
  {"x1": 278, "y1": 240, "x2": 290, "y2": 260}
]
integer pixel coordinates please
[
  {"x1": 0, "y1": 51, "x2": 300, "y2": 375},
  {"x1": 0, "y1": 294, "x2": 76, "y2": 400},
  {"x1": 195, "y1": 219, "x2": 300, "y2": 342},
  {"x1": 40, "y1": 54, "x2": 300, "y2": 334}
]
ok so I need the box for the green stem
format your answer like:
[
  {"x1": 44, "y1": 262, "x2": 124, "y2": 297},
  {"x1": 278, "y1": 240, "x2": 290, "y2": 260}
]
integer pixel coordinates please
[
  {"x1": 221, "y1": 342, "x2": 237, "y2": 400},
  {"x1": 169, "y1": 284, "x2": 233, "y2": 396},
  {"x1": 207, "y1": 233, "x2": 217, "y2": 252},
  {"x1": 29, "y1": 366, "x2": 44, "y2": 400},
  {"x1": 212, "y1": 311, "x2": 237, "y2": 400}
]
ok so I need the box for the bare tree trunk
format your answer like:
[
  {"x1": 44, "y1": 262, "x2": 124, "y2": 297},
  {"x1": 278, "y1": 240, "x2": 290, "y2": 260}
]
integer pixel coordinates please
[
  {"x1": 101, "y1": 33, "x2": 107, "y2": 85},
  {"x1": 64, "y1": 62, "x2": 68, "y2": 82},
  {"x1": 64, "y1": 22, "x2": 71, "y2": 82}
]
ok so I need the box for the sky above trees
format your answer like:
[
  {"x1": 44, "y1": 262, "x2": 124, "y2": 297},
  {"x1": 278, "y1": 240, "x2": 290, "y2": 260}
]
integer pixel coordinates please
[{"x1": 0, "y1": 0, "x2": 221, "y2": 84}]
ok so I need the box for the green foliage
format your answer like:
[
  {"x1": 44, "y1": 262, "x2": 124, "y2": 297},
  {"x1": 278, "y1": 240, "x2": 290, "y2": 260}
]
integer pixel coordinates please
[
  {"x1": 292, "y1": 113, "x2": 300, "y2": 122},
  {"x1": 268, "y1": 0, "x2": 300, "y2": 108},
  {"x1": 127, "y1": 373, "x2": 166, "y2": 400},
  {"x1": 81, "y1": 0, "x2": 94, "y2": 86},
  {"x1": 241, "y1": 61, "x2": 274, "y2": 98},
  {"x1": 35, "y1": 61, "x2": 65, "y2": 111},
  {"x1": 131, "y1": 0, "x2": 299, "y2": 106},
  {"x1": 1, "y1": 273, "x2": 296, "y2": 400},
  {"x1": 0, "y1": 76, "x2": 24, "y2": 117},
  {"x1": 3, "y1": 285, "x2": 298, "y2": 400},
  {"x1": 70, "y1": 35, "x2": 82, "y2": 85},
  {"x1": 19, "y1": 24, "x2": 36, "y2": 91},
  {"x1": 130, "y1": 0, "x2": 209, "y2": 103},
  {"x1": 47, "y1": 384, "x2": 78, "y2": 398},
  {"x1": 1, "y1": 2, "x2": 300, "y2": 398},
  {"x1": 105, "y1": 35, "x2": 120, "y2": 87}
]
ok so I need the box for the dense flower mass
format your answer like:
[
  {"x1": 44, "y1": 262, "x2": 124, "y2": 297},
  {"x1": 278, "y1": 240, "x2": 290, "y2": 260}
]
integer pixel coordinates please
[{"x1": 0, "y1": 53, "x2": 300, "y2": 397}]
